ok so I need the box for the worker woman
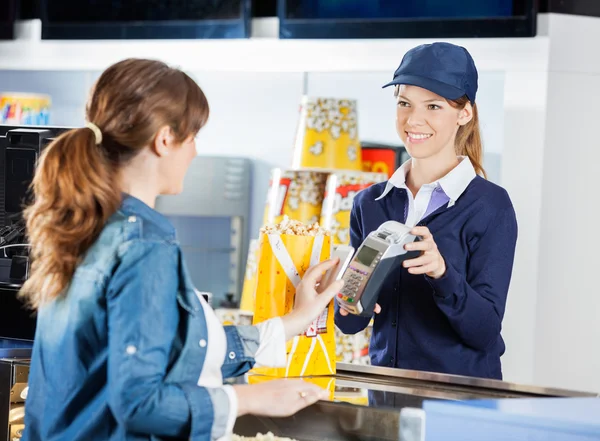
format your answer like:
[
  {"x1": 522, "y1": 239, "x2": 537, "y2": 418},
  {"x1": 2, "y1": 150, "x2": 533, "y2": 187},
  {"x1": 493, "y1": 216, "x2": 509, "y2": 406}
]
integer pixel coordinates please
[
  {"x1": 335, "y1": 42, "x2": 518, "y2": 380},
  {"x1": 21, "y1": 58, "x2": 342, "y2": 441}
]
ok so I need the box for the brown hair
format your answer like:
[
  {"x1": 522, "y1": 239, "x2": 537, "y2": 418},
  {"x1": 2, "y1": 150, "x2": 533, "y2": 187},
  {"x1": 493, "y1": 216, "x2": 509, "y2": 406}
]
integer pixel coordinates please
[
  {"x1": 20, "y1": 58, "x2": 209, "y2": 309},
  {"x1": 449, "y1": 96, "x2": 486, "y2": 178}
]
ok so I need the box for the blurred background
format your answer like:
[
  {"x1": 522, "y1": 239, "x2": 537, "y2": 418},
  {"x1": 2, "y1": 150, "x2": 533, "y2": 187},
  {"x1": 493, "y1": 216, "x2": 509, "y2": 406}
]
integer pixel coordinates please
[{"x1": 0, "y1": 0, "x2": 598, "y2": 398}]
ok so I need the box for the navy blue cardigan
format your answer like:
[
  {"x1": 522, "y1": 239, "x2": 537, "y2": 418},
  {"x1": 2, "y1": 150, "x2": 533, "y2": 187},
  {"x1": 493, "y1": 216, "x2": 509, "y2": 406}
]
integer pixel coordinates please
[{"x1": 335, "y1": 176, "x2": 518, "y2": 380}]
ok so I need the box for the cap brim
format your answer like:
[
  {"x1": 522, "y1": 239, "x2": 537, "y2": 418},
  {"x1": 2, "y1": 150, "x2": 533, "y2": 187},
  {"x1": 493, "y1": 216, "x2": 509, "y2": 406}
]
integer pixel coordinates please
[{"x1": 382, "y1": 74, "x2": 466, "y2": 101}]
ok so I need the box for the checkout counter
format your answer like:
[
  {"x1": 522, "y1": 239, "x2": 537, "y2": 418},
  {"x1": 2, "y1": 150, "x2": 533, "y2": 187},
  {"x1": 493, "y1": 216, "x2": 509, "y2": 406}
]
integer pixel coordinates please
[
  {"x1": 234, "y1": 363, "x2": 598, "y2": 441},
  {"x1": 0, "y1": 354, "x2": 595, "y2": 441}
]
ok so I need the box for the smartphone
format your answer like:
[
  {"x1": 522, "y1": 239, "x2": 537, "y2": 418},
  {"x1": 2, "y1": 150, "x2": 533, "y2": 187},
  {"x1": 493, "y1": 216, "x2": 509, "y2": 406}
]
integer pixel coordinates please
[{"x1": 321, "y1": 245, "x2": 355, "y2": 290}]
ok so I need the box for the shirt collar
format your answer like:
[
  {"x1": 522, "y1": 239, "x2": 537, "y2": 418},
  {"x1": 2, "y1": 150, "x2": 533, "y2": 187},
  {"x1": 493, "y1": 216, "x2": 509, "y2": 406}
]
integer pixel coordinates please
[
  {"x1": 120, "y1": 193, "x2": 176, "y2": 237},
  {"x1": 375, "y1": 156, "x2": 477, "y2": 204}
]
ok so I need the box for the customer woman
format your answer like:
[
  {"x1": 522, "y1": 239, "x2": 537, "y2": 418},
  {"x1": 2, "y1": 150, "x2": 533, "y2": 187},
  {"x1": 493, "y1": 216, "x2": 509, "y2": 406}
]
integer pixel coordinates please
[
  {"x1": 335, "y1": 42, "x2": 518, "y2": 380},
  {"x1": 20, "y1": 58, "x2": 343, "y2": 441}
]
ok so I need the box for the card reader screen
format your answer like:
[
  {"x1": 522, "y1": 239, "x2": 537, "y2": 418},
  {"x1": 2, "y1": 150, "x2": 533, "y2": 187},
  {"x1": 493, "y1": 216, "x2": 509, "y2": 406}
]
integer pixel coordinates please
[{"x1": 356, "y1": 246, "x2": 379, "y2": 267}]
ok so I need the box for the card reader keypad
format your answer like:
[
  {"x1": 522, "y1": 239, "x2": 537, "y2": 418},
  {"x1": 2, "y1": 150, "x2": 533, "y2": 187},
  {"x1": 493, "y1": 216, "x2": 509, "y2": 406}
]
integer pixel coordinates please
[
  {"x1": 338, "y1": 252, "x2": 382, "y2": 305},
  {"x1": 339, "y1": 268, "x2": 367, "y2": 303},
  {"x1": 336, "y1": 221, "x2": 415, "y2": 316},
  {"x1": 338, "y1": 249, "x2": 382, "y2": 305}
]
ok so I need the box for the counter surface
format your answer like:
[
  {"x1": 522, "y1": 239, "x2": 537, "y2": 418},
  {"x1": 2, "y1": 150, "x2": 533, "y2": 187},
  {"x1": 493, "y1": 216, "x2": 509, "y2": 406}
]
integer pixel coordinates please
[{"x1": 234, "y1": 363, "x2": 598, "y2": 441}]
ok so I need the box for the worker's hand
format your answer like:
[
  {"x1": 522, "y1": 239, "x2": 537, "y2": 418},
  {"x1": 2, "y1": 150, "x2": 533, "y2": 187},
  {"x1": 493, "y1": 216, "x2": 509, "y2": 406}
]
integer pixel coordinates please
[
  {"x1": 403, "y1": 226, "x2": 446, "y2": 279},
  {"x1": 281, "y1": 258, "x2": 344, "y2": 340},
  {"x1": 338, "y1": 303, "x2": 381, "y2": 317},
  {"x1": 234, "y1": 379, "x2": 328, "y2": 417}
]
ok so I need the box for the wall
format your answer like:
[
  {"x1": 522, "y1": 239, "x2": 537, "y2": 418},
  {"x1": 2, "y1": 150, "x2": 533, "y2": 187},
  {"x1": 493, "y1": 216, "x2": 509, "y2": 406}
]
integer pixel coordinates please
[
  {"x1": 534, "y1": 13, "x2": 600, "y2": 393},
  {"x1": 0, "y1": 69, "x2": 507, "y2": 249}
]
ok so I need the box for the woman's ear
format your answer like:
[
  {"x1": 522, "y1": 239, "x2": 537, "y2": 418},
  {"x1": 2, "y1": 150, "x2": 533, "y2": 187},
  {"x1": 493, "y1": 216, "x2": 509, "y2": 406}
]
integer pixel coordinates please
[
  {"x1": 458, "y1": 102, "x2": 474, "y2": 126},
  {"x1": 152, "y1": 126, "x2": 175, "y2": 157}
]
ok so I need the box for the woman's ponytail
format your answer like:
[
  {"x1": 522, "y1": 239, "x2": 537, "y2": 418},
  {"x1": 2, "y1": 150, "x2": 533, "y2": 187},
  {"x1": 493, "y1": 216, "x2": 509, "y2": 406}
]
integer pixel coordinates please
[
  {"x1": 450, "y1": 97, "x2": 487, "y2": 179},
  {"x1": 20, "y1": 127, "x2": 121, "y2": 308}
]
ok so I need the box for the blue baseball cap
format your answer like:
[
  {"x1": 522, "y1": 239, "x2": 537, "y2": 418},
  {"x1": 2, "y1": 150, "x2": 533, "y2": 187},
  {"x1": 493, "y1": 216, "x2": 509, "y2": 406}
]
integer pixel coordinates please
[{"x1": 382, "y1": 42, "x2": 478, "y2": 103}]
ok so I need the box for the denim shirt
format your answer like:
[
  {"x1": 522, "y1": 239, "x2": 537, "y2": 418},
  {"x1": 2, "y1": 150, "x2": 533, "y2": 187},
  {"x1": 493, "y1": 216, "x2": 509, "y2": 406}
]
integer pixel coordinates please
[{"x1": 23, "y1": 195, "x2": 261, "y2": 441}]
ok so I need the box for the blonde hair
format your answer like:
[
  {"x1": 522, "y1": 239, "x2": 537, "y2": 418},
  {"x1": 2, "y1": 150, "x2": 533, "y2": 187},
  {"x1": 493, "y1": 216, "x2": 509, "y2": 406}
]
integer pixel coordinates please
[{"x1": 449, "y1": 96, "x2": 486, "y2": 178}]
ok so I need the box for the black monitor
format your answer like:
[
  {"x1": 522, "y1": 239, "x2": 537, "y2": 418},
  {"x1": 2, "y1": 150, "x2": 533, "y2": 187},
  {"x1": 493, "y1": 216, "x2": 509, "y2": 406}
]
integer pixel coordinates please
[
  {"x1": 278, "y1": 0, "x2": 537, "y2": 39},
  {"x1": 40, "y1": 0, "x2": 252, "y2": 39},
  {"x1": 0, "y1": 125, "x2": 69, "y2": 227},
  {"x1": 0, "y1": 0, "x2": 17, "y2": 40}
]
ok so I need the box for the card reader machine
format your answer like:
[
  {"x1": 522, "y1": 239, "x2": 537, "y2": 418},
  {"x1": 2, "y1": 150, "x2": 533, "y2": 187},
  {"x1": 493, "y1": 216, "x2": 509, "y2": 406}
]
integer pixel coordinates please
[{"x1": 336, "y1": 221, "x2": 420, "y2": 317}]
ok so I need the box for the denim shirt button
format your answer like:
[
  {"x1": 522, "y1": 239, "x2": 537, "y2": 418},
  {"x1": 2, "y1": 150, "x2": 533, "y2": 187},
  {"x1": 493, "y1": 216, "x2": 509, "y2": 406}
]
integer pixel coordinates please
[
  {"x1": 228, "y1": 351, "x2": 236, "y2": 360},
  {"x1": 126, "y1": 345, "x2": 137, "y2": 355},
  {"x1": 199, "y1": 339, "x2": 207, "y2": 348},
  {"x1": 128, "y1": 216, "x2": 137, "y2": 223}
]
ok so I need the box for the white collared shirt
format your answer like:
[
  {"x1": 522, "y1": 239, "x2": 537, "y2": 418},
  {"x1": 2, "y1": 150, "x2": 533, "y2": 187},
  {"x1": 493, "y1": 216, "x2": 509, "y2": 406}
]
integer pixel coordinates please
[
  {"x1": 375, "y1": 156, "x2": 477, "y2": 227},
  {"x1": 194, "y1": 290, "x2": 286, "y2": 440}
]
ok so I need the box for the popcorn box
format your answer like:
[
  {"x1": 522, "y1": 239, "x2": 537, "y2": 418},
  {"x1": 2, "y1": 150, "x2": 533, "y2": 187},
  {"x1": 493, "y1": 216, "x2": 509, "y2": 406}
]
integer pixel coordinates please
[
  {"x1": 239, "y1": 239, "x2": 260, "y2": 314},
  {"x1": 263, "y1": 168, "x2": 330, "y2": 227},
  {"x1": 252, "y1": 217, "x2": 336, "y2": 378},
  {"x1": 291, "y1": 97, "x2": 362, "y2": 171},
  {"x1": 361, "y1": 145, "x2": 403, "y2": 178},
  {"x1": 319, "y1": 171, "x2": 388, "y2": 245}
]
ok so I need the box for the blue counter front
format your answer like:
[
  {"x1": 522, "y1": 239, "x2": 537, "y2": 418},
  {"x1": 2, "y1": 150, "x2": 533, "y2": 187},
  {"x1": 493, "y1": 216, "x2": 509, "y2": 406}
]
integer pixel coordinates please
[{"x1": 424, "y1": 396, "x2": 600, "y2": 441}]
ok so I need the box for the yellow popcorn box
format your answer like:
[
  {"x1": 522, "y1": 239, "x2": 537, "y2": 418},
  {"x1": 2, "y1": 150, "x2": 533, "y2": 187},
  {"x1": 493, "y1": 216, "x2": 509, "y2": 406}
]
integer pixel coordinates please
[
  {"x1": 239, "y1": 239, "x2": 260, "y2": 314},
  {"x1": 263, "y1": 168, "x2": 330, "y2": 226},
  {"x1": 252, "y1": 219, "x2": 336, "y2": 378},
  {"x1": 319, "y1": 170, "x2": 388, "y2": 245},
  {"x1": 292, "y1": 97, "x2": 363, "y2": 171}
]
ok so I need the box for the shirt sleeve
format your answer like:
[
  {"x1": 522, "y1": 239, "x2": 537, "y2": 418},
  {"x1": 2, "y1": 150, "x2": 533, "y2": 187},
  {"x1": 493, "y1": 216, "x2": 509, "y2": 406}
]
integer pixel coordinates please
[
  {"x1": 253, "y1": 317, "x2": 287, "y2": 368},
  {"x1": 106, "y1": 239, "x2": 233, "y2": 441},
  {"x1": 335, "y1": 201, "x2": 372, "y2": 334},
  {"x1": 425, "y1": 206, "x2": 518, "y2": 351}
]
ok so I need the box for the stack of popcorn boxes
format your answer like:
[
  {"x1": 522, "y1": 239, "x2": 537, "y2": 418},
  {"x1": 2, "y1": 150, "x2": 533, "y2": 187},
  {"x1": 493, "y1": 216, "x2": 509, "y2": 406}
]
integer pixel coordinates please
[{"x1": 241, "y1": 97, "x2": 387, "y2": 387}]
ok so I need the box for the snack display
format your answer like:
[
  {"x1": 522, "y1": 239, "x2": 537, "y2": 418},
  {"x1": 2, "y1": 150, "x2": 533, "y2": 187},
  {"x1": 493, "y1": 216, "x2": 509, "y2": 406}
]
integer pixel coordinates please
[
  {"x1": 261, "y1": 215, "x2": 330, "y2": 237},
  {"x1": 235, "y1": 95, "x2": 388, "y2": 370},
  {"x1": 319, "y1": 171, "x2": 387, "y2": 245},
  {"x1": 335, "y1": 325, "x2": 372, "y2": 365},
  {"x1": 292, "y1": 97, "x2": 362, "y2": 171},
  {"x1": 252, "y1": 217, "x2": 335, "y2": 377},
  {"x1": 361, "y1": 144, "x2": 404, "y2": 178},
  {"x1": 0, "y1": 93, "x2": 51, "y2": 125},
  {"x1": 263, "y1": 169, "x2": 330, "y2": 227},
  {"x1": 232, "y1": 433, "x2": 299, "y2": 441}
]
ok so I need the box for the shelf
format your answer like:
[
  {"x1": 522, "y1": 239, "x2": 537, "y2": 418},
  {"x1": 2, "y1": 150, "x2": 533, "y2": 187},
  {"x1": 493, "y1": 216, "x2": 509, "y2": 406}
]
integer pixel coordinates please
[{"x1": 0, "y1": 20, "x2": 550, "y2": 73}]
